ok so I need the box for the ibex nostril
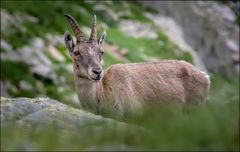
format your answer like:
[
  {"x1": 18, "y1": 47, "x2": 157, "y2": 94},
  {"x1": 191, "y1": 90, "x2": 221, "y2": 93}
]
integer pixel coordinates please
[{"x1": 92, "y1": 68, "x2": 102, "y2": 75}]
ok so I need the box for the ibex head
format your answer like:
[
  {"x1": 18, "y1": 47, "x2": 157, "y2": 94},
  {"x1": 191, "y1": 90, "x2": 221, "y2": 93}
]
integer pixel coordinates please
[{"x1": 64, "y1": 14, "x2": 106, "y2": 81}]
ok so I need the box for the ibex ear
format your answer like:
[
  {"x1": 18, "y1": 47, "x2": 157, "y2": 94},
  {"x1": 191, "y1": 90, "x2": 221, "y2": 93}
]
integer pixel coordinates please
[
  {"x1": 64, "y1": 31, "x2": 74, "y2": 55},
  {"x1": 98, "y1": 31, "x2": 106, "y2": 46}
]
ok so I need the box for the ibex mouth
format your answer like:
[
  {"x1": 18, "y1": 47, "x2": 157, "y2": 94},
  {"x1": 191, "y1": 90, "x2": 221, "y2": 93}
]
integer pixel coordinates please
[
  {"x1": 91, "y1": 75, "x2": 101, "y2": 81},
  {"x1": 90, "y1": 69, "x2": 103, "y2": 81}
]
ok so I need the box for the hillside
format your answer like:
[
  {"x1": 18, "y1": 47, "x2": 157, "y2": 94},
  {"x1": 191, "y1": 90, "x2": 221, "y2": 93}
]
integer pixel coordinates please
[{"x1": 1, "y1": 1, "x2": 239, "y2": 151}]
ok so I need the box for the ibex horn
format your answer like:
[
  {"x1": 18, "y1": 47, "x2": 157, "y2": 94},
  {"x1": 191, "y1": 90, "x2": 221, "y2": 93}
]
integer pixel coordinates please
[
  {"x1": 64, "y1": 14, "x2": 84, "y2": 43},
  {"x1": 89, "y1": 14, "x2": 97, "y2": 43}
]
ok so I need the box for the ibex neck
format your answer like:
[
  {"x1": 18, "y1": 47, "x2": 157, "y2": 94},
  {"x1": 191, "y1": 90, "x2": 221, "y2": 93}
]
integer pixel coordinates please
[{"x1": 74, "y1": 76, "x2": 104, "y2": 111}]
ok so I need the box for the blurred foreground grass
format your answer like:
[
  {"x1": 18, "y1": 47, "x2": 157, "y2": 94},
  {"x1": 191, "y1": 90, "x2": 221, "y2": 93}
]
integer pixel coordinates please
[{"x1": 1, "y1": 96, "x2": 239, "y2": 151}]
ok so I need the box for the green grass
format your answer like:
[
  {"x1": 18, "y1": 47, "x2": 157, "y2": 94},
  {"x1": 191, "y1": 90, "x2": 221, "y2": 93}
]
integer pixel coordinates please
[
  {"x1": 1, "y1": 1, "x2": 93, "y2": 48},
  {"x1": 107, "y1": 28, "x2": 192, "y2": 63},
  {"x1": 209, "y1": 73, "x2": 239, "y2": 104},
  {"x1": 1, "y1": 60, "x2": 35, "y2": 85},
  {"x1": 103, "y1": 52, "x2": 123, "y2": 69}
]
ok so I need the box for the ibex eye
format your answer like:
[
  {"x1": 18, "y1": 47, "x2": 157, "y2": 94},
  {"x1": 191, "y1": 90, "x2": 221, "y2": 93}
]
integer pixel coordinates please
[{"x1": 73, "y1": 51, "x2": 80, "y2": 56}]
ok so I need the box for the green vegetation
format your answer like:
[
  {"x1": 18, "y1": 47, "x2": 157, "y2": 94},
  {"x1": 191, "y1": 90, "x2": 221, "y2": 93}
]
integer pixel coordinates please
[
  {"x1": 1, "y1": 0, "x2": 239, "y2": 151},
  {"x1": 1, "y1": 60, "x2": 34, "y2": 85},
  {"x1": 1, "y1": 60, "x2": 37, "y2": 97},
  {"x1": 107, "y1": 29, "x2": 192, "y2": 63},
  {"x1": 1, "y1": 95, "x2": 239, "y2": 151},
  {"x1": 237, "y1": 15, "x2": 240, "y2": 26},
  {"x1": 103, "y1": 52, "x2": 123, "y2": 69}
]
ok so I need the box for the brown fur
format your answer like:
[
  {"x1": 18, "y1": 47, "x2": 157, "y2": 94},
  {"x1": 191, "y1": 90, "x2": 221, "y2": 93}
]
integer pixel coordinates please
[{"x1": 73, "y1": 60, "x2": 210, "y2": 115}]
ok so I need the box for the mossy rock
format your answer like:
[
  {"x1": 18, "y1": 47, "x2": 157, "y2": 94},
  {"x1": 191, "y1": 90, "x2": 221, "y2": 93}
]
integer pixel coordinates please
[
  {"x1": 1, "y1": 97, "x2": 145, "y2": 151},
  {"x1": 0, "y1": 97, "x2": 131, "y2": 130}
]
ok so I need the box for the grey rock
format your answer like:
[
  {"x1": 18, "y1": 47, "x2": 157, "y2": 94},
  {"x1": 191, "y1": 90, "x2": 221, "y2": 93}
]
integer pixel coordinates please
[
  {"x1": 0, "y1": 97, "x2": 131, "y2": 130},
  {"x1": 145, "y1": 13, "x2": 206, "y2": 71},
  {"x1": 1, "y1": 9, "x2": 16, "y2": 34},
  {"x1": 142, "y1": 1, "x2": 239, "y2": 76},
  {"x1": 120, "y1": 20, "x2": 158, "y2": 39},
  {"x1": 19, "y1": 81, "x2": 33, "y2": 91},
  {"x1": 0, "y1": 81, "x2": 8, "y2": 97},
  {"x1": 1, "y1": 97, "x2": 59, "y2": 122},
  {"x1": 1, "y1": 37, "x2": 56, "y2": 82},
  {"x1": 45, "y1": 34, "x2": 65, "y2": 46},
  {"x1": 0, "y1": 39, "x2": 12, "y2": 52},
  {"x1": 94, "y1": 4, "x2": 119, "y2": 23},
  {"x1": 1, "y1": 9, "x2": 39, "y2": 35},
  {"x1": 31, "y1": 38, "x2": 44, "y2": 49}
]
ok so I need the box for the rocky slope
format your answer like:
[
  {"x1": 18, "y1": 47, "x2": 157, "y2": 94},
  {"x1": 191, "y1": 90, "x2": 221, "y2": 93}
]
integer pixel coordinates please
[{"x1": 0, "y1": 1, "x2": 239, "y2": 151}]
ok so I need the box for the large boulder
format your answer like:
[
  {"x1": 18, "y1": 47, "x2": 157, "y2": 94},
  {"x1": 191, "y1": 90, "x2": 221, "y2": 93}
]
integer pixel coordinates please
[
  {"x1": 1, "y1": 97, "x2": 145, "y2": 151},
  {"x1": 0, "y1": 97, "x2": 128, "y2": 130}
]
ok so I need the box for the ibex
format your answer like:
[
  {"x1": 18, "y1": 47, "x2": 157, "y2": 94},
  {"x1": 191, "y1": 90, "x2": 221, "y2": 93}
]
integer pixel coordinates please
[{"x1": 64, "y1": 14, "x2": 210, "y2": 116}]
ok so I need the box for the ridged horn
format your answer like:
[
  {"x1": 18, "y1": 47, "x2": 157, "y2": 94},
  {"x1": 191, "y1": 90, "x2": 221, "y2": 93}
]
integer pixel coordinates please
[
  {"x1": 64, "y1": 14, "x2": 84, "y2": 43},
  {"x1": 89, "y1": 14, "x2": 97, "y2": 42}
]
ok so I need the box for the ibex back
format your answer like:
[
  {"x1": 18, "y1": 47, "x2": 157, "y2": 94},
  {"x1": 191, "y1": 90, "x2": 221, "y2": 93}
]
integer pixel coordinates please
[{"x1": 64, "y1": 14, "x2": 210, "y2": 116}]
